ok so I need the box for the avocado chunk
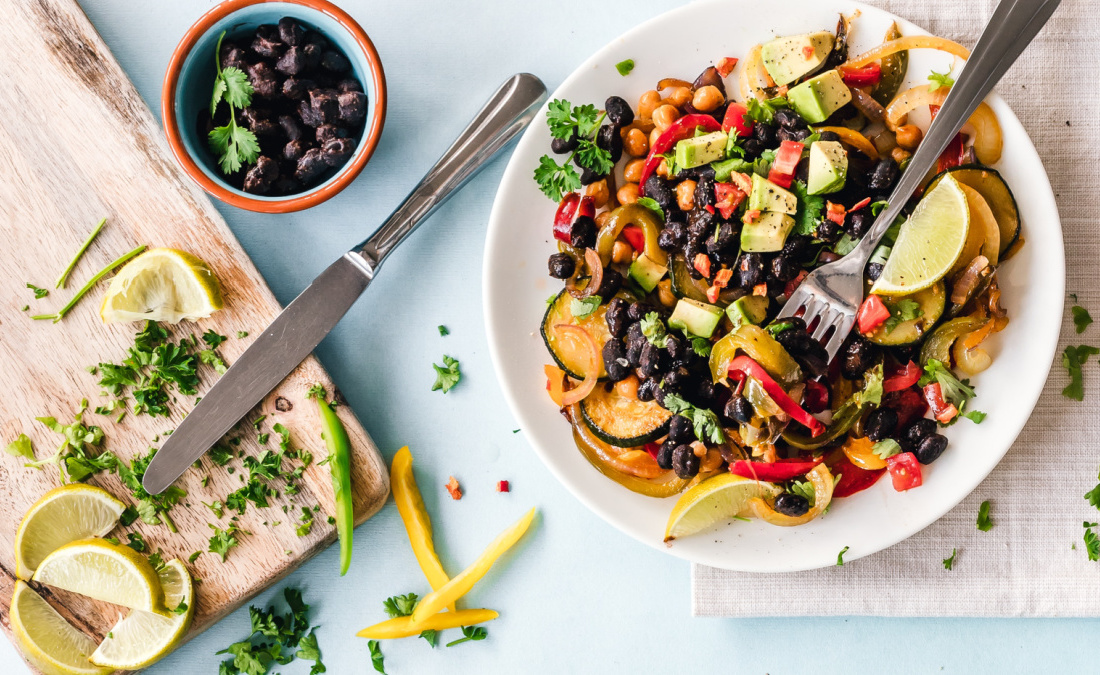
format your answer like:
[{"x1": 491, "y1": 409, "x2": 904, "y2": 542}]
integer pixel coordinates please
[
  {"x1": 760, "y1": 31, "x2": 835, "y2": 86},
  {"x1": 806, "y1": 140, "x2": 848, "y2": 195},
  {"x1": 741, "y1": 211, "x2": 797, "y2": 253},
  {"x1": 726, "y1": 295, "x2": 770, "y2": 330},
  {"x1": 674, "y1": 131, "x2": 729, "y2": 170},
  {"x1": 748, "y1": 174, "x2": 797, "y2": 214},
  {"x1": 668, "y1": 298, "x2": 724, "y2": 338},
  {"x1": 787, "y1": 69, "x2": 852, "y2": 124},
  {"x1": 628, "y1": 254, "x2": 668, "y2": 293}
]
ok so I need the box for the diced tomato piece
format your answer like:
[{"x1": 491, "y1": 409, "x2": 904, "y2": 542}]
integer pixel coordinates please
[
  {"x1": 446, "y1": 476, "x2": 463, "y2": 500},
  {"x1": 716, "y1": 57, "x2": 739, "y2": 78},
  {"x1": 639, "y1": 115, "x2": 723, "y2": 194},
  {"x1": 752, "y1": 283, "x2": 768, "y2": 297},
  {"x1": 923, "y1": 382, "x2": 958, "y2": 423},
  {"x1": 767, "y1": 140, "x2": 803, "y2": 188},
  {"x1": 856, "y1": 294, "x2": 891, "y2": 334},
  {"x1": 886, "y1": 452, "x2": 923, "y2": 491},
  {"x1": 802, "y1": 45, "x2": 817, "y2": 59},
  {"x1": 721, "y1": 102, "x2": 754, "y2": 137},
  {"x1": 496, "y1": 480, "x2": 510, "y2": 493},
  {"x1": 729, "y1": 171, "x2": 753, "y2": 195},
  {"x1": 884, "y1": 360, "x2": 922, "y2": 393},
  {"x1": 768, "y1": 167, "x2": 793, "y2": 189},
  {"x1": 783, "y1": 270, "x2": 808, "y2": 298},
  {"x1": 693, "y1": 253, "x2": 711, "y2": 278},
  {"x1": 729, "y1": 457, "x2": 824, "y2": 482},
  {"x1": 938, "y1": 133, "x2": 967, "y2": 173},
  {"x1": 743, "y1": 209, "x2": 761, "y2": 224},
  {"x1": 803, "y1": 379, "x2": 829, "y2": 414},
  {"x1": 714, "y1": 182, "x2": 746, "y2": 219},
  {"x1": 829, "y1": 453, "x2": 886, "y2": 498},
  {"x1": 825, "y1": 201, "x2": 847, "y2": 225},
  {"x1": 621, "y1": 224, "x2": 646, "y2": 253},
  {"x1": 838, "y1": 63, "x2": 882, "y2": 87},
  {"x1": 704, "y1": 204, "x2": 716, "y2": 214},
  {"x1": 883, "y1": 388, "x2": 929, "y2": 428}
]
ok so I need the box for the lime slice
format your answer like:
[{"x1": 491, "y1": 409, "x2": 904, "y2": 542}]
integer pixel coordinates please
[
  {"x1": 10, "y1": 581, "x2": 111, "y2": 675},
  {"x1": 90, "y1": 559, "x2": 195, "y2": 670},
  {"x1": 871, "y1": 174, "x2": 970, "y2": 296},
  {"x1": 99, "y1": 248, "x2": 223, "y2": 324},
  {"x1": 15, "y1": 485, "x2": 125, "y2": 580},
  {"x1": 664, "y1": 473, "x2": 782, "y2": 542},
  {"x1": 32, "y1": 538, "x2": 169, "y2": 616}
]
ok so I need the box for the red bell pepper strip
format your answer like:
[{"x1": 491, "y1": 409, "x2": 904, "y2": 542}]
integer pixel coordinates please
[
  {"x1": 856, "y1": 295, "x2": 891, "y2": 334},
  {"x1": 783, "y1": 270, "x2": 808, "y2": 299},
  {"x1": 621, "y1": 224, "x2": 646, "y2": 253},
  {"x1": 716, "y1": 57, "x2": 739, "y2": 78},
  {"x1": 883, "y1": 360, "x2": 922, "y2": 393},
  {"x1": 729, "y1": 457, "x2": 824, "y2": 482},
  {"x1": 803, "y1": 379, "x2": 829, "y2": 414},
  {"x1": 713, "y1": 182, "x2": 746, "y2": 219},
  {"x1": 639, "y1": 115, "x2": 722, "y2": 195},
  {"x1": 721, "y1": 102, "x2": 753, "y2": 137},
  {"x1": 726, "y1": 355, "x2": 825, "y2": 437},
  {"x1": 838, "y1": 63, "x2": 882, "y2": 87},
  {"x1": 849, "y1": 197, "x2": 871, "y2": 212},
  {"x1": 552, "y1": 193, "x2": 594, "y2": 243},
  {"x1": 829, "y1": 454, "x2": 886, "y2": 498},
  {"x1": 767, "y1": 140, "x2": 804, "y2": 188},
  {"x1": 937, "y1": 133, "x2": 967, "y2": 173},
  {"x1": 886, "y1": 451, "x2": 923, "y2": 491},
  {"x1": 644, "y1": 442, "x2": 661, "y2": 462},
  {"x1": 923, "y1": 382, "x2": 959, "y2": 423}
]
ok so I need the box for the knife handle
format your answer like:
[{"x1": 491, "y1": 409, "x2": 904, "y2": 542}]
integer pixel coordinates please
[{"x1": 355, "y1": 73, "x2": 547, "y2": 268}]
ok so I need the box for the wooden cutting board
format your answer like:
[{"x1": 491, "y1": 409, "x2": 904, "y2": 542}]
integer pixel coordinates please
[{"x1": 0, "y1": 0, "x2": 389, "y2": 670}]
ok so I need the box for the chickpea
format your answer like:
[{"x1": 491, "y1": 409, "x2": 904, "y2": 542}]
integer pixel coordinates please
[
  {"x1": 652, "y1": 104, "x2": 680, "y2": 132},
  {"x1": 891, "y1": 147, "x2": 912, "y2": 165},
  {"x1": 895, "y1": 124, "x2": 924, "y2": 151},
  {"x1": 676, "y1": 179, "x2": 697, "y2": 211},
  {"x1": 649, "y1": 127, "x2": 663, "y2": 148},
  {"x1": 595, "y1": 211, "x2": 612, "y2": 228},
  {"x1": 691, "y1": 85, "x2": 725, "y2": 113},
  {"x1": 617, "y1": 182, "x2": 640, "y2": 205},
  {"x1": 615, "y1": 374, "x2": 640, "y2": 400},
  {"x1": 656, "y1": 161, "x2": 669, "y2": 177},
  {"x1": 623, "y1": 127, "x2": 649, "y2": 158},
  {"x1": 690, "y1": 441, "x2": 707, "y2": 458},
  {"x1": 585, "y1": 179, "x2": 609, "y2": 209},
  {"x1": 637, "y1": 90, "x2": 661, "y2": 120},
  {"x1": 612, "y1": 240, "x2": 633, "y2": 264},
  {"x1": 665, "y1": 86, "x2": 693, "y2": 108},
  {"x1": 656, "y1": 279, "x2": 676, "y2": 307},
  {"x1": 623, "y1": 158, "x2": 646, "y2": 183}
]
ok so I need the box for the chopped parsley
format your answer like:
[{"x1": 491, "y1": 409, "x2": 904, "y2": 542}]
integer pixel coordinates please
[
  {"x1": 368, "y1": 640, "x2": 386, "y2": 674},
  {"x1": 446, "y1": 625, "x2": 488, "y2": 647},
  {"x1": 920, "y1": 359, "x2": 984, "y2": 423},
  {"x1": 26, "y1": 283, "x2": 49, "y2": 299},
  {"x1": 382, "y1": 593, "x2": 419, "y2": 618},
  {"x1": 790, "y1": 180, "x2": 824, "y2": 236},
  {"x1": 1085, "y1": 522, "x2": 1100, "y2": 562},
  {"x1": 1072, "y1": 304, "x2": 1093, "y2": 333},
  {"x1": 438, "y1": 325, "x2": 449, "y2": 336},
  {"x1": 976, "y1": 500, "x2": 993, "y2": 531},
  {"x1": 615, "y1": 59, "x2": 635, "y2": 76},
  {"x1": 1061, "y1": 345, "x2": 1100, "y2": 401},
  {"x1": 836, "y1": 546, "x2": 849, "y2": 566},
  {"x1": 943, "y1": 548, "x2": 957, "y2": 570},
  {"x1": 125, "y1": 532, "x2": 147, "y2": 552},
  {"x1": 208, "y1": 523, "x2": 246, "y2": 562},
  {"x1": 431, "y1": 355, "x2": 461, "y2": 393},
  {"x1": 237, "y1": 331, "x2": 249, "y2": 338},
  {"x1": 204, "y1": 500, "x2": 225, "y2": 518},
  {"x1": 569, "y1": 295, "x2": 602, "y2": 320},
  {"x1": 662, "y1": 392, "x2": 725, "y2": 444},
  {"x1": 217, "y1": 587, "x2": 325, "y2": 675},
  {"x1": 533, "y1": 99, "x2": 614, "y2": 201},
  {"x1": 927, "y1": 69, "x2": 955, "y2": 91}
]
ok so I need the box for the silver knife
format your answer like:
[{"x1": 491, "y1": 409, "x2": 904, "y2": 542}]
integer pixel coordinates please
[{"x1": 143, "y1": 73, "x2": 547, "y2": 494}]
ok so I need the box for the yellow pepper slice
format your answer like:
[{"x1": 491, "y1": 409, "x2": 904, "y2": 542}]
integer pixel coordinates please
[
  {"x1": 356, "y1": 608, "x2": 499, "y2": 639},
  {"x1": 746, "y1": 464, "x2": 834, "y2": 527},
  {"x1": 391, "y1": 447, "x2": 455, "y2": 612},
  {"x1": 841, "y1": 435, "x2": 887, "y2": 470},
  {"x1": 596, "y1": 204, "x2": 667, "y2": 267},
  {"x1": 709, "y1": 324, "x2": 802, "y2": 387},
  {"x1": 411, "y1": 508, "x2": 537, "y2": 622},
  {"x1": 812, "y1": 126, "x2": 879, "y2": 160},
  {"x1": 843, "y1": 35, "x2": 970, "y2": 69}
]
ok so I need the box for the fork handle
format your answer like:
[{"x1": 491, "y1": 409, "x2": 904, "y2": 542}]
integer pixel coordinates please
[{"x1": 851, "y1": 0, "x2": 1061, "y2": 264}]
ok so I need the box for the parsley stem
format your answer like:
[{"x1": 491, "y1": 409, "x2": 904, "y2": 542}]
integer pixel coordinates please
[
  {"x1": 55, "y1": 218, "x2": 106, "y2": 289},
  {"x1": 48, "y1": 245, "x2": 147, "y2": 323},
  {"x1": 562, "y1": 111, "x2": 608, "y2": 170}
]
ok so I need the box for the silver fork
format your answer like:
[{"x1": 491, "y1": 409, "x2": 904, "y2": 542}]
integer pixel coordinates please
[{"x1": 778, "y1": 0, "x2": 1061, "y2": 361}]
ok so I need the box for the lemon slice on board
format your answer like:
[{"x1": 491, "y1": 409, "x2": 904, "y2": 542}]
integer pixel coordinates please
[
  {"x1": 32, "y1": 538, "x2": 169, "y2": 616},
  {"x1": 90, "y1": 559, "x2": 195, "y2": 670},
  {"x1": 10, "y1": 581, "x2": 111, "y2": 675},
  {"x1": 871, "y1": 174, "x2": 970, "y2": 296},
  {"x1": 99, "y1": 247, "x2": 223, "y2": 324},
  {"x1": 664, "y1": 473, "x2": 782, "y2": 542},
  {"x1": 15, "y1": 484, "x2": 125, "y2": 580}
]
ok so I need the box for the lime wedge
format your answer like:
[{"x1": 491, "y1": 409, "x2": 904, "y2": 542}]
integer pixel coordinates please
[
  {"x1": 10, "y1": 581, "x2": 111, "y2": 675},
  {"x1": 99, "y1": 248, "x2": 223, "y2": 324},
  {"x1": 90, "y1": 559, "x2": 195, "y2": 670},
  {"x1": 32, "y1": 538, "x2": 169, "y2": 616},
  {"x1": 15, "y1": 484, "x2": 125, "y2": 580},
  {"x1": 664, "y1": 473, "x2": 782, "y2": 542},
  {"x1": 871, "y1": 174, "x2": 970, "y2": 296}
]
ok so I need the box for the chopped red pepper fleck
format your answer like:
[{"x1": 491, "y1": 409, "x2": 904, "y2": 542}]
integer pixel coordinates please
[
  {"x1": 743, "y1": 209, "x2": 761, "y2": 224},
  {"x1": 495, "y1": 480, "x2": 510, "y2": 493},
  {"x1": 825, "y1": 201, "x2": 847, "y2": 225},
  {"x1": 445, "y1": 476, "x2": 463, "y2": 500},
  {"x1": 714, "y1": 268, "x2": 733, "y2": 288},
  {"x1": 715, "y1": 57, "x2": 739, "y2": 78},
  {"x1": 849, "y1": 197, "x2": 872, "y2": 212},
  {"x1": 752, "y1": 283, "x2": 768, "y2": 297},
  {"x1": 706, "y1": 285, "x2": 721, "y2": 303},
  {"x1": 693, "y1": 253, "x2": 712, "y2": 278}
]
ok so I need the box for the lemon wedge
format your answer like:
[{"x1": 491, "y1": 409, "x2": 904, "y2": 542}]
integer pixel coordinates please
[
  {"x1": 99, "y1": 248, "x2": 223, "y2": 324},
  {"x1": 10, "y1": 581, "x2": 111, "y2": 675},
  {"x1": 15, "y1": 484, "x2": 125, "y2": 580},
  {"x1": 871, "y1": 174, "x2": 970, "y2": 296},
  {"x1": 90, "y1": 559, "x2": 195, "y2": 670},
  {"x1": 664, "y1": 473, "x2": 782, "y2": 542},
  {"x1": 32, "y1": 538, "x2": 169, "y2": 616}
]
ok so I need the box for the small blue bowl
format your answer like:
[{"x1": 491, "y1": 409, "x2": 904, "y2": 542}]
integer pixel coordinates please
[{"x1": 162, "y1": 0, "x2": 387, "y2": 213}]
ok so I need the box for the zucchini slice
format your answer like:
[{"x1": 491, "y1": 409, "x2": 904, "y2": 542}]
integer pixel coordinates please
[
  {"x1": 541, "y1": 289, "x2": 616, "y2": 379},
  {"x1": 928, "y1": 166, "x2": 1020, "y2": 256},
  {"x1": 581, "y1": 383, "x2": 673, "y2": 446},
  {"x1": 865, "y1": 281, "x2": 945, "y2": 346}
]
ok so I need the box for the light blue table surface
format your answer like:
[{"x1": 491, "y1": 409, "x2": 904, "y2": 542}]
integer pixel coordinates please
[{"x1": 5, "y1": 0, "x2": 1097, "y2": 672}]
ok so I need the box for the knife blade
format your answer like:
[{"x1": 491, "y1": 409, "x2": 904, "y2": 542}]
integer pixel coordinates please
[{"x1": 142, "y1": 73, "x2": 547, "y2": 494}]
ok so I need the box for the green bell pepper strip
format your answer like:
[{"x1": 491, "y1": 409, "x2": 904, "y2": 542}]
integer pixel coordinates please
[{"x1": 313, "y1": 393, "x2": 354, "y2": 575}]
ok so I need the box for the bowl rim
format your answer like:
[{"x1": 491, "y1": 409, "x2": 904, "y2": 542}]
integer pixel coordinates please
[{"x1": 161, "y1": 0, "x2": 387, "y2": 213}]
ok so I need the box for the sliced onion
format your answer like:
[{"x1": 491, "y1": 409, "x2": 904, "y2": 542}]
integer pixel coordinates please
[
  {"x1": 953, "y1": 328, "x2": 993, "y2": 376},
  {"x1": 813, "y1": 126, "x2": 879, "y2": 159},
  {"x1": 885, "y1": 84, "x2": 948, "y2": 130},
  {"x1": 967, "y1": 102, "x2": 1003, "y2": 164},
  {"x1": 849, "y1": 86, "x2": 886, "y2": 123},
  {"x1": 950, "y1": 255, "x2": 990, "y2": 305},
  {"x1": 844, "y1": 35, "x2": 970, "y2": 69},
  {"x1": 747, "y1": 463, "x2": 835, "y2": 526},
  {"x1": 566, "y1": 248, "x2": 604, "y2": 300},
  {"x1": 555, "y1": 324, "x2": 599, "y2": 405},
  {"x1": 657, "y1": 77, "x2": 693, "y2": 91},
  {"x1": 740, "y1": 44, "x2": 769, "y2": 101}
]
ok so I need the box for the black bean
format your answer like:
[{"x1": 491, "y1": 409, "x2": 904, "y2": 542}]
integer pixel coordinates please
[
  {"x1": 865, "y1": 408, "x2": 899, "y2": 442},
  {"x1": 247, "y1": 62, "x2": 280, "y2": 98},
  {"x1": 302, "y1": 42, "x2": 323, "y2": 70},
  {"x1": 866, "y1": 262, "x2": 884, "y2": 281},
  {"x1": 294, "y1": 148, "x2": 328, "y2": 183},
  {"x1": 687, "y1": 208, "x2": 716, "y2": 242},
  {"x1": 602, "y1": 340, "x2": 631, "y2": 381},
  {"x1": 309, "y1": 89, "x2": 340, "y2": 124},
  {"x1": 595, "y1": 268, "x2": 623, "y2": 301},
  {"x1": 706, "y1": 222, "x2": 737, "y2": 254},
  {"x1": 693, "y1": 174, "x2": 716, "y2": 209},
  {"x1": 277, "y1": 115, "x2": 302, "y2": 141},
  {"x1": 568, "y1": 216, "x2": 597, "y2": 249},
  {"x1": 658, "y1": 226, "x2": 683, "y2": 249},
  {"x1": 249, "y1": 117, "x2": 279, "y2": 137},
  {"x1": 781, "y1": 235, "x2": 813, "y2": 261},
  {"x1": 283, "y1": 139, "x2": 309, "y2": 163},
  {"x1": 817, "y1": 130, "x2": 842, "y2": 143},
  {"x1": 297, "y1": 99, "x2": 324, "y2": 127},
  {"x1": 242, "y1": 155, "x2": 279, "y2": 193},
  {"x1": 777, "y1": 126, "x2": 811, "y2": 143},
  {"x1": 338, "y1": 91, "x2": 367, "y2": 125},
  {"x1": 914, "y1": 433, "x2": 949, "y2": 464},
  {"x1": 741, "y1": 138, "x2": 764, "y2": 157},
  {"x1": 282, "y1": 77, "x2": 315, "y2": 99},
  {"x1": 548, "y1": 253, "x2": 575, "y2": 279},
  {"x1": 672, "y1": 445, "x2": 701, "y2": 479},
  {"x1": 315, "y1": 124, "x2": 347, "y2": 144},
  {"x1": 847, "y1": 209, "x2": 871, "y2": 238},
  {"x1": 275, "y1": 46, "x2": 307, "y2": 75},
  {"x1": 738, "y1": 253, "x2": 766, "y2": 289},
  {"x1": 605, "y1": 298, "x2": 630, "y2": 338},
  {"x1": 320, "y1": 50, "x2": 351, "y2": 72},
  {"x1": 626, "y1": 341, "x2": 643, "y2": 369},
  {"x1": 661, "y1": 367, "x2": 689, "y2": 392},
  {"x1": 604, "y1": 96, "x2": 634, "y2": 127},
  {"x1": 773, "y1": 107, "x2": 805, "y2": 130},
  {"x1": 770, "y1": 254, "x2": 799, "y2": 283},
  {"x1": 725, "y1": 395, "x2": 753, "y2": 424},
  {"x1": 639, "y1": 342, "x2": 663, "y2": 378},
  {"x1": 776, "y1": 329, "x2": 829, "y2": 378},
  {"x1": 337, "y1": 78, "x2": 362, "y2": 93},
  {"x1": 774, "y1": 493, "x2": 810, "y2": 517},
  {"x1": 625, "y1": 321, "x2": 644, "y2": 346},
  {"x1": 251, "y1": 32, "x2": 284, "y2": 59},
  {"x1": 668, "y1": 415, "x2": 694, "y2": 443},
  {"x1": 752, "y1": 122, "x2": 775, "y2": 145},
  {"x1": 221, "y1": 46, "x2": 249, "y2": 72},
  {"x1": 656, "y1": 441, "x2": 675, "y2": 470},
  {"x1": 551, "y1": 132, "x2": 579, "y2": 155},
  {"x1": 644, "y1": 174, "x2": 676, "y2": 212},
  {"x1": 638, "y1": 377, "x2": 659, "y2": 402},
  {"x1": 816, "y1": 217, "x2": 842, "y2": 243},
  {"x1": 278, "y1": 17, "x2": 306, "y2": 46},
  {"x1": 321, "y1": 137, "x2": 356, "y2": 167},
  {"x1": 627, "y1": 301, "x2": 657, "y2": 322},
  {"x1": 868, "y1": 158, "x2": 900, "y2": 192},
  {"x1": 272, "y1": 175, "x2": 301, "y2": 195},
  {"x1": 596, "y1": 124, "x2": 623, "y2": 163},
  {"x1": 841, "y1": 338, "x2": 879, "y2": 379},
  {"x1": 665, "y1": 334, "x2": 686, "y2": 362},
  {"x1": 902, "y1": 418, "x2": 938, "y2": 449}
]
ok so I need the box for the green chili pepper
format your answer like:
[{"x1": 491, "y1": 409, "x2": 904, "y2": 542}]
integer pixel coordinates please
[{"x1": 312, "y1": 388, "x2": 354, "y2": 575}]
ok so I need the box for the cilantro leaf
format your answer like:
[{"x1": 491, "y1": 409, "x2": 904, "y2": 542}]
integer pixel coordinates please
[
  {"x1": 208, "y1": 523, "x2": 244, "y2": 562},
  {"x1": 790, "y1": 180, "x2": 824, "y2": 236},
  {"x1": 882, "y1": 298, "x2": 923, "y2": 334},
  {"x1": 853, "y1": 364, "x2": 884, "y2": 408},
  {"x1": 368, "y1": 640, "x2": 386, "y2": 674},
  {"x1": 788, "y1": 479, "x2": 816, "y2": 506},
  {"x1": 5, "y1": 433, "x2": 34, "y2": 460},
  {"x1": 872, "y1": 438, "x2": 902, "y2": 460},
  {"x1": 431, "y1": 355, "x2": 461, "y2": 393},
  {"x1": 615, "y1": 59, "x2": 635, "y2": 76},
  {"x1": 640, "y1": 312, "x2": 669, "y2": 347},
  {"x1": 920, "y1": 359, "x2": 977, "y2": 411},
  {"x1": 210, "y1": 75, "x2": 228, "y2": 116},
  {"x1": 210, "y1": 123, "x2": 261, "y2": 175},
  {"x1": 635, "y1": 197, "x2": 665, "y2": 221},
  {"x1": 1061, "y1": 345, "x2": 1100, "y2": 401},
  {"x1": 928, "y1": 69, "x2": 955, "y2": 91},
  {"x1": 745, "y1": 96, "x2": 787, "y2": 124},
  {"x1": 976, "y1": 500, "x2": 993, "y2": 531},
  {"x1": 382, "y1": 593, "x2": 419, "y2": 618},
  {"x1": 836, "y1": 545, "x2": 849, "y2": 566},
  {"x1": 959, "y1": 408, "x2": 987, "y2": 424},
  {"x1": 1085, "y1": 466, "x2": 1100, "y2": 510},
  {"x1": 943, "y1": 548, "x2": 957, "y2": 570},
  {"x1": 1085, "y1": 523, "x2": 1100, "y2": 562},
  {"x1": 569, "y1": 295, "x2": 602, "y2": 320},
  {"x1": 663, "y1": 392, "x2": 725, "y2": 444},
  {"x1": 220, "y1": 67, "x2": 254, "y2": 109},
  {"x1": 446, "y1": 625, "x2": 488, "y2": 647},
  {"x1": 1073, "y1": 304, "x2": 1093, "y2": 334},
  {"x1": 533, "y1": 154, "x2": 581, "y2": 202}
]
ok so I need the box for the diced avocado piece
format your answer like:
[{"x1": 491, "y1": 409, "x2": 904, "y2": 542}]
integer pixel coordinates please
[
  {"x1": 674, "y1": 131, "x2": 729, "y2": 170},
  {"x1": 787, "y1": 69, "x2": 852, "y2": 124},
  {"x1": 668, "y1": 298, "x2": 724, "y2": 339},
  {"x1": 741, "y1": 211, "x2": 797, "y2": 253},
  {"x1": 726, "y1": 295, "x2": 770, "y2": 329},
  {"x1": 760, "y1": 31, "x2": 835, "y2": 86},
  {"x1": 747, "y1": 174, "x2": 797, "y2": 214},
  {"x1": 807, "y1": 140, "x2": 848, "y2": 195},
  {"x1": 628, "y1": 254, "x2": 668, "y2": 293}
]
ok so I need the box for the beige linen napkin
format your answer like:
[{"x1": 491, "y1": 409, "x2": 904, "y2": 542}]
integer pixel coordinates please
[{"x1": 692, "y1": 0, "x2": 1100, "y2": 617}]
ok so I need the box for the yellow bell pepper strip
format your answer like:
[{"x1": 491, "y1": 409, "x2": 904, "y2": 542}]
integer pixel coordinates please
[
  {"x1": 811, "y1": 126, "x2": 879, "y2": 160},
  {"x1": 709, "y1": 324, "x2": 803, "y2": 388},
  {"x1": 746, "y1": 464, "x2": 835, "y2": 526},
  {"x1": 570, "y1": 407, "x2": 689, "y2": 498},
  {"x1": 391, "y1": 447, "x2": 455, "y2": 612},
  {"x1": 843, "y1": 35, "x2": 970, "y2": 69},
  {"x1": 596, "y1": 203, "x2": 667, "y2": 267},
  {"x1": 310, "y1": 388, "x2": 354, "y2": 576},
  {"x1": 356, "y1": 608, "x2": 499, "y2": 639},
  {"x1": 411, "y1": 507, "x2": 537, "y2": 623}
]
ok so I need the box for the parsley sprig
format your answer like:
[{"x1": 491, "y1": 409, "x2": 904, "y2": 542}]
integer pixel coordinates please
[
  {"x1": 217, "y1": 587, "x2": 325, "y2": 675},
  {"x1": 431, "y1": 355, "x2": 461, "y2": 393},
  {"x1": 533, "y1": 99, "x2": 614, "y2": 201},
  {"x1": 976, "y1": 500, "x2": 994, "y2": 531},
  {"x1": 209, "y1": 31, "x2": 260, "y2": 174},
  {"x1": 1062, "y1": 344, "x2": 1100, "y2": 401}
]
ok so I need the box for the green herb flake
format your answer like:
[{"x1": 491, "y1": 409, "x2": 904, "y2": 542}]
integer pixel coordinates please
[
  {"x1": 928, "y1": 69, "x2": 955, "y2": 91},
  {"x1": 534, "y1": 99, "x2": 613, "y2": 201},
  {"x1": 1085, "y1": 465, "x2": 1100, "y2": 510},
  {"x1": 368, "y1": 640, "x2": 386, "y2": 674},
  {"x1": 976, "y1": 500, "x2": 993, "y2": 532},
  {"x1": 943, "y1": 548, "x2": 957, "y2": 570},
  {"x1": 871, "y1": 439, "x2": 902, "y2": 460},
  {"x1": 5, "y1": 433, "x2": 34, "y2": 460},
  {"x1": 662, "y1": 392, "x2": 725, "y2": 444},
  {"x1": 635, "y1": 197, "x2": 665, "y2": 221},
  {"x1": 615, "y1": 59, "x2": 635, "y2": 76},
  {"x1": 569, "y1": 295, "x2": 602, "y2": 320},
  {"x1": 431, "y1": 355, "x2": 461, "y2": 393},
  {"x1": 1085, "y1": 522, "x2": 1100, "y2": 562},
  {"x1": 1061, "y1": 345, "x2": 1100, "y2": 401},
  {"x1": 446, "y1": 625, "x2": 488, "y2": 647},
  {"x1": 1072, "y1": 304, "x2": 1093, "y2": 334},
  {"x1": 438, "y1": 325, "x2": 449, "y2": 336},
  {"x1": 26, "y1": 283, "x2": 49, "y2": 299},
  {"x1": 836, "y1": 546, "x2": 850, "y2": 566}
]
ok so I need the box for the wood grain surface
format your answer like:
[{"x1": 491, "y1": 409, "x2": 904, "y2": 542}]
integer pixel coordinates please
[{"x1": 0, "y1": 0, "x2": 389, "y2": 670}]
